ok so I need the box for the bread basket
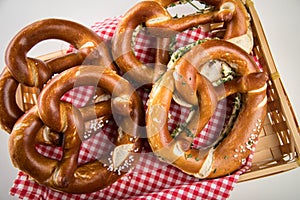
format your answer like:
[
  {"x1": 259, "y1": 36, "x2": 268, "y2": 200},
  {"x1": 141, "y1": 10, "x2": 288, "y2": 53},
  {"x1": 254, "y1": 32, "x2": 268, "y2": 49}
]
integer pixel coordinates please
[{"x1": 13, "y1": 0, "x2": 300, "y2": 185}]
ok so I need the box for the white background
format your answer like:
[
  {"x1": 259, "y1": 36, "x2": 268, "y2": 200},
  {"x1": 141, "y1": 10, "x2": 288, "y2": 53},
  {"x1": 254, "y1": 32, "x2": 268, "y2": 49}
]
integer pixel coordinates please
[{"x1": 0, "y1": 0, "x2": 299, "y2": 199}]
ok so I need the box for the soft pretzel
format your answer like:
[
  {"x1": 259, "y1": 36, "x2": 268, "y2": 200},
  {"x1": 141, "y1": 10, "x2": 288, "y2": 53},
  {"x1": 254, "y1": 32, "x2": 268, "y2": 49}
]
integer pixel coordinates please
[
  {"x1": 112, "y1": 0, "x2": 234, "y2": 85},
  {"x1": 146, "y1": 40, "x2": 268, "y2": 178},
  {"x1": 5, "y1": 18, "x2": 115, "y2": 88},
  {"x1": 216, "y1": 0, "x2": 253, "y2": 53},
  {"x1": 33, "y1": 98, "x2": 112, "y2": 146},
  {"x1": 153, "y1": 0, "x2": 253, "y2": 53},
  {"x1": 0, "y1": 66, "x2": 112, "y2": 146},
  {"x1": 9, "y1": 65, "x2": 144, "y2": 193},
  {"x1": 1, "y1": 18, "x2": 115, "y2": 134}
]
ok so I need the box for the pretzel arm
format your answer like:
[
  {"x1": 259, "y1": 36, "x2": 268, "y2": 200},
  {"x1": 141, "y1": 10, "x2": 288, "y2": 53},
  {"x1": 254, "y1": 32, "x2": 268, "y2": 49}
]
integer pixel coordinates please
[
  {"x1": 6, "y1": 18, "x2": 114, "y2": 88},
  {"x1": 0, "y1": 68, "x2": 23, "y2": 133}
]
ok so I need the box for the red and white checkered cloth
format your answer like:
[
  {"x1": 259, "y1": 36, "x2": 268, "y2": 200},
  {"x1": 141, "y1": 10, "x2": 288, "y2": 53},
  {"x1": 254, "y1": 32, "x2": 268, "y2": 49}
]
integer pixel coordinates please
[{"x1": 9, "y1": 16, "x2": 260, "y2": 200}]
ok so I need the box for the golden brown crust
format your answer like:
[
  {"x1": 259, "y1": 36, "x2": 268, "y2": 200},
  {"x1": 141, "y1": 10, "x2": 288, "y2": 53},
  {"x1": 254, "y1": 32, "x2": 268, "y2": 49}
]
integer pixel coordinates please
[
  {"x1": 220, "y1": 0, "x2": 250, "y2": 40},
  {"x1": 0, "y1": 68, "x2": 23, "y2": 133},
  {"x1": 9, "y1": 66, "x2": 144, "y2": 193},
  {"x1": 157, "y1": 0, "x2": 252, "y2": 52},
  {"x1": 153, "y1": 0, "x2": 248, "y2": 39},
  {"x1": 112, "y1": 0, "x2": 235, "y2": 85},
  {"x1": 2, "y1": 0, "x2": 261, "y2": 193},
  {"x1": 174, "y1": 39, "x2": 258, "y2": 104},
  {"x1": 112, "y1": 1, "x2": 170, "y2": 85},
  {"x1": 1, "y1": 18, "x2": 116, "y2": 135},
  {"x1": 5, "y1": 18, "x2": 115, "y2": 88},
  {"x1": 146, "y1": 40, "x2": 268, "y2": 178}
]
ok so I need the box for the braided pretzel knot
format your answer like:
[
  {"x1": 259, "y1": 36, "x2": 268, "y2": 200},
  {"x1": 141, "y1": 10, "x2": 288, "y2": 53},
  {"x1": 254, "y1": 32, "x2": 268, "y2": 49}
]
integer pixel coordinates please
[
  {"x1": 9, "y1": 66, "x2": 144, "y2": 193},
  {"x1": 146, "y1": 40, "x2": 268, "y2": 178},
  {"x1": 0, "y1": 19, "x2": 115, "y2": 134},
  {"x1": 112, "y1": 0, "x2": 235, "y2": 85}
]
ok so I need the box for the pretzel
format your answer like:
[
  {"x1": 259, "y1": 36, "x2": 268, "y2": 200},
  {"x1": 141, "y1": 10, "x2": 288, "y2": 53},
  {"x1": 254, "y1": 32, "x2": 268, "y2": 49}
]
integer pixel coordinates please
[
  {"x1": 33, "y1": 98, "x2": 112, "y2": 146},
  {"x1": 9, "y1": 65, "x2": 144, "y2": 193},
  {"x1": 1, "y1": 18, "x2": 115, "y2": 134},
  {"x1": 214, "y1": 0, "x2": 253, "y2": 53},
  {"x1": 154, "y1": 0, "x2": 253, "y2": 52},
  {"x1": 146, "y1": 40, "x2": 268, "y2": 178},
  {"x1": 112, "y1": 0, "x2": 234, "y2": 85},
  {"x1": 0, "y1": 65, "x2": 112, "y2": 146},
  {"x1": 5, "y1": 18, "x2": 115, "y2": 88}
]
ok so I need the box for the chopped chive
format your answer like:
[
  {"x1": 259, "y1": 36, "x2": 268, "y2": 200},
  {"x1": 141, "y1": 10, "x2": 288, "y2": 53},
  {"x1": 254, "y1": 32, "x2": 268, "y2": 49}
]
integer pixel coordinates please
[{"x1": 186, "y1": 153, "x2": 193, "y2": 159}]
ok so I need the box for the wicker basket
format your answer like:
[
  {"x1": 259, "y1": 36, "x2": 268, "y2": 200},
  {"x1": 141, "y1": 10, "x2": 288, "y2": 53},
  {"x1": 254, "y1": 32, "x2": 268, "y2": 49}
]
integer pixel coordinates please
[
  {"x1": 15, "y1": 0, "x2": 300, "y2": 183},
  {"x1": 238, "y1": 0, "x2": 300, "y2": 182}
]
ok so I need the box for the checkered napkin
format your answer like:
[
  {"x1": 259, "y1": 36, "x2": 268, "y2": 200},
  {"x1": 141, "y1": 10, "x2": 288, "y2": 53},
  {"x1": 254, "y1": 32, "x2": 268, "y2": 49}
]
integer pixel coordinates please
[{"x1": 10, "y1": 16, "x2": 259, "y2": 200}]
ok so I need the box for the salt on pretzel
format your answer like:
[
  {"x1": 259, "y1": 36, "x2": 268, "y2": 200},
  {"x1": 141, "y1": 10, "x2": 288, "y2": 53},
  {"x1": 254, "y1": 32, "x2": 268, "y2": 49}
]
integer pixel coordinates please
[
  {"x1": 146, "y1": 40, "x2": 268, "y2": 178},
  {"x1": 0, "y1": 65, "x2": 112, "y2": 145},
  {"x1": 1, "y1": 18, "x2": 115, "y2": 134},
  {"x1": 9, "y1": 65, "x2": 144, "y2": 193},
  {"x1": 23, "y1": 99, "x2": 112, "y2": 148},
  {"x1": 112, "y1": 0, "x2": 234, "y2": 85}
]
